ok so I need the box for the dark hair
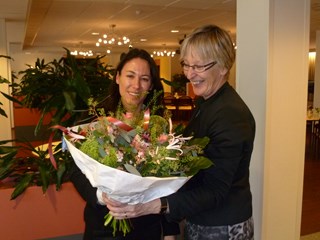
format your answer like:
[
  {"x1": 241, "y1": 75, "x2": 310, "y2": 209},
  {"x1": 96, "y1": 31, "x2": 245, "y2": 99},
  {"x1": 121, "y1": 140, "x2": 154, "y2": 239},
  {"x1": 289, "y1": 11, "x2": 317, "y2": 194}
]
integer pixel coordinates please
[{"x1": 104, "y1": 48, "x2": 164, "y2": 114}]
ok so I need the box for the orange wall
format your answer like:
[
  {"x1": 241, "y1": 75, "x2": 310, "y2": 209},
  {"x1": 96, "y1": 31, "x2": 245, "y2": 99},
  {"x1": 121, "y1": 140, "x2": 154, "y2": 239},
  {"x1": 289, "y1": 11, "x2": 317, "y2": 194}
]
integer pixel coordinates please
[
  {"x1": 13, "y1": 106, "x2": 52, "y2": 126},
  {"x1": 0, "y1": 182, "x2": 85, "y2": 239}
]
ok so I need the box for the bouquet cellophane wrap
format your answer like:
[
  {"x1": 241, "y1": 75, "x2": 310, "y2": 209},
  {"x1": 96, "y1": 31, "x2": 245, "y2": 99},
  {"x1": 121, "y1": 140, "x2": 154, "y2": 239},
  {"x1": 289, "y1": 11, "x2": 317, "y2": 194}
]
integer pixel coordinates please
[{"x1": 64, "y1": 124, "x2": 190, "y2": 204}]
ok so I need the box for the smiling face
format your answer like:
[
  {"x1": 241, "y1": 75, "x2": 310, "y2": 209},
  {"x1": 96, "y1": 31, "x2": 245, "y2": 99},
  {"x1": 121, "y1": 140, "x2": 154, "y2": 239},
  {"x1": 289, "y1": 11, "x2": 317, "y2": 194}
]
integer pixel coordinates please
[
  {"x1": 179, "y1": 25, "x2": 235, "y2": 99},
  {"x1": 116, "y1": 57, "x2": 153, "y2": 112},
  {"x1": 182, "y1": 50, "x2": 227, "y2": 100}
]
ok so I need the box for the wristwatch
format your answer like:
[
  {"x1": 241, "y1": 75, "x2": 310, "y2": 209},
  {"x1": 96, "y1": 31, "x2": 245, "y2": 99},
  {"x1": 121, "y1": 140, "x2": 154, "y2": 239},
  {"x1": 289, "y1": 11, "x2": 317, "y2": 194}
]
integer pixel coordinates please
[{"x1": 160, "y1": 197, "x2": 168, "y2": 214}]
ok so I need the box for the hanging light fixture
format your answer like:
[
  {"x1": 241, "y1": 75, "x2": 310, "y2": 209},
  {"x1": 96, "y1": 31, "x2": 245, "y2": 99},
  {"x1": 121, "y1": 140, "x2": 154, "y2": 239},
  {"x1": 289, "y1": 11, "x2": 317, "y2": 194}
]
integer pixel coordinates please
[
  {"x1": 95, "y1": 24, "x2": 130, "y2": 47},
  {"x1": 151, "y1": 50, "x2": 176, "y2": 57},
  {"x1": 71, "y1": 50, "x2": 94, "y2": 57},
  {"x1": 151, "y1": 44, "x2": 176, "y2": 58},
  {"x1": 71, "y1": 42, "x2": 94, "y2": 57}
]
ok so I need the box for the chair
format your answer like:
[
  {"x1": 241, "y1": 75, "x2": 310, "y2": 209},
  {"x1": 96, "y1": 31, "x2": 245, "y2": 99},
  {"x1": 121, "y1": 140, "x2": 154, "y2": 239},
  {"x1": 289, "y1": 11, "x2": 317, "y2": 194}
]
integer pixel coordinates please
[
  {"x1": 164, "y1": 92, "x2": 173, "y2": 97},
  {"x1": 163, "y1": 95, "x2": 178, "y2": 120},
  {"x1": 311, "y1": 120, "x2": 320, "y2": 157},
  {"x1": 175, "y1": 95, "x2": 194, "y2": 122}
]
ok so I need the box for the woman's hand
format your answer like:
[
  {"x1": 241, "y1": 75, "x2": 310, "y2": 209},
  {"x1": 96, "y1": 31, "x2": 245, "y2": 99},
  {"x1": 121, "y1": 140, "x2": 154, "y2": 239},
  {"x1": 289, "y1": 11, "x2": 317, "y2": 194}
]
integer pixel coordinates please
[{"x1": 102, "y1": 192, "x2": 161, "y2": 219}]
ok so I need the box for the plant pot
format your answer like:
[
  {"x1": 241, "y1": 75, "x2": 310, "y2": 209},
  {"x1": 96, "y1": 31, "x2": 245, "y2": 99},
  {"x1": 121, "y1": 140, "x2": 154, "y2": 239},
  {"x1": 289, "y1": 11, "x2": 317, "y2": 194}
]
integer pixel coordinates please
[{"x1": 0, "y1": 182, "x2": 85, "y2": 239}]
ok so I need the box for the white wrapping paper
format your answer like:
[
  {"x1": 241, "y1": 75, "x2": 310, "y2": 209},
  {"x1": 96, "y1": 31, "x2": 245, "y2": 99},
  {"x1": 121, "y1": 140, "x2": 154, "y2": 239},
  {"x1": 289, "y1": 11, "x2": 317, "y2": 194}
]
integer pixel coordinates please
[{"x1": 64, "y1": 125, "x2": 190, "y2": 204}]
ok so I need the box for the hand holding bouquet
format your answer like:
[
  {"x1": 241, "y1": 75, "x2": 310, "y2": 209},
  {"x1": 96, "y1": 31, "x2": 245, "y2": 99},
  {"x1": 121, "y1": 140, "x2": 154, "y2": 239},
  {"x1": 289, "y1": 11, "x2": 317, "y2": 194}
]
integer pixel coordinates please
[{"x1": 59, "y1": 109, "x2": 212, "y2": 236}]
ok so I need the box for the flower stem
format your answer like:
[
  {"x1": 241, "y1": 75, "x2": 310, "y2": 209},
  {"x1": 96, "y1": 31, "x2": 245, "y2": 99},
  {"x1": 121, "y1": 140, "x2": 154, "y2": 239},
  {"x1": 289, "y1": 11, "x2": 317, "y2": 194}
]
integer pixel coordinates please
[{"x1": 104, "y1": 213, "x2": 132, "y2": 236}]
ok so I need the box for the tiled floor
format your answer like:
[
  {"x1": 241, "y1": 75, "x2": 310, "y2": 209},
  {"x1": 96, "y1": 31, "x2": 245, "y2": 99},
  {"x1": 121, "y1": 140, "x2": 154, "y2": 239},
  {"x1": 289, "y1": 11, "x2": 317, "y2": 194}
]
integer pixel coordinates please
[
  {"x1": 301, "y1": 232, "x2": 320, "y2": 240},
  {"x1": 301, "y1": 124, "x2": 320, "y2": 235},
  {"x1": 41, "y1": 234, "x2": 83, "y2": 240}
]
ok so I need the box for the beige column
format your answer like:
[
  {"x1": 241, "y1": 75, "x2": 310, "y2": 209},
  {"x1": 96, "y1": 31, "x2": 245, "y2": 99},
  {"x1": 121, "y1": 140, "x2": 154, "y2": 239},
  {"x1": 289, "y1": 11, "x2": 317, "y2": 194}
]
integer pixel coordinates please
[
  {"x1": 313, "y1": 31, "x2": 320, "y2": 108},
  {"x1": 0, "y1": 18, "x2": 13, "y2": 141},
  {"x1": 237, "y1": 0, "x2": 309, "y2": 239},
  {"x1": 156, "y1": 56, "x2": 172, "y2": 93}
]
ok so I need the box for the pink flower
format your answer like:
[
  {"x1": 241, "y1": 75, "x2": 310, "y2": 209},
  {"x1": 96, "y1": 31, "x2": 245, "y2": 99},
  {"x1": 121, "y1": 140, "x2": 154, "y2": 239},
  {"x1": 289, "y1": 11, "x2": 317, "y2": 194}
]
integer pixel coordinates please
[
  {"x1": 116, "y1": 150, "x2": 124, "y2": 162},
  {"x1": 131, "y1": 135, "x2": 150, "y2": 152},
  {"x1": 123, "y1": 112, "x2": 133, "y2": 119},
  {"x1": 157, "y1": 134, "x2": 169, "y2": 144},
  {"x1": 135, "y1": 151, "x2": 146, "y2": 164},
  {"x1": 107, "y1": 125, "x2": 114, "y2": 135}
]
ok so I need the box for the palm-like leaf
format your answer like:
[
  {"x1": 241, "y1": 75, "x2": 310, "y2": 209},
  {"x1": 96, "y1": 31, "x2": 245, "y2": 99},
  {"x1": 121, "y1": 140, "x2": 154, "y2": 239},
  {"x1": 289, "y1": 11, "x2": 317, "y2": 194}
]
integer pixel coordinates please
[
  {"x1": 14, "y1": 49, "x2": 112, "y2": 134},
  {"x1": 1, "y1": 49, "x2": 113, "y2": 199}
]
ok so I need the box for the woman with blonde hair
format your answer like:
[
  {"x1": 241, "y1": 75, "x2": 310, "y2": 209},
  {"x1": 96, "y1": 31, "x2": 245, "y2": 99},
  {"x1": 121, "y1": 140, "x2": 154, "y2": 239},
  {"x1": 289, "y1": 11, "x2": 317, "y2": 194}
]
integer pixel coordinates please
[{"x1": 104, "y1": 25, "x2": 255, "y2": 240}]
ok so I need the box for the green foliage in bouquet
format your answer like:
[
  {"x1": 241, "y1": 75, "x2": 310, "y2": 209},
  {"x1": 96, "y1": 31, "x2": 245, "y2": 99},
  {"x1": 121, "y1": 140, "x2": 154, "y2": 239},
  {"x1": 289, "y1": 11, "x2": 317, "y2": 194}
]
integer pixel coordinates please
[
  {"x1": 73, "y1": 112, "x2": 211, "y2": 178},
  {"x1": 63, "y1": 94, "x2": 213, "y2": 237},
  {"x1": 66, "y1": 111, "x2": 212, "y2": 236}
]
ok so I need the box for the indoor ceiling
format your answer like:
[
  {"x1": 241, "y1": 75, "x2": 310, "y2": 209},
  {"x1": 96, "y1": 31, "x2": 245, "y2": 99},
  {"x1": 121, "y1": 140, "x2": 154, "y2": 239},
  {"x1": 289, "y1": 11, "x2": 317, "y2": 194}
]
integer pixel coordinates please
[{"x1": 0, "y1": 0, "x2": 319, "y2": 56}]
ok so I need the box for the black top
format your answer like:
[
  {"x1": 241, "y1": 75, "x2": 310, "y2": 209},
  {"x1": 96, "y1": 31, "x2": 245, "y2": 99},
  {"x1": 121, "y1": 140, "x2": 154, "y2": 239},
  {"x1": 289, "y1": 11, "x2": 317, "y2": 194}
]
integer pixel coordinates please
[
  {"x1": 70, "y1": 154, "x2": 179, "y2": 240},
  {"x1": 166, "y1": 82, "x2": 256, "y2": 226}
]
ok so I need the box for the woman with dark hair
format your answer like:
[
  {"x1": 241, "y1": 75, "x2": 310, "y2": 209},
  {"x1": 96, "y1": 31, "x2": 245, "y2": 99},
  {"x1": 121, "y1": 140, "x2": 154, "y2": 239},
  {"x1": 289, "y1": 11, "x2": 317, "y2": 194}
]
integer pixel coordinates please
[
  {"x1": 104, "y1": 25, "x2": 255, "y2": 240},
  {"x1": 105, "y1": 48, "x2": 164, "y2": 115},
  {"x1": 70, "y1": 48, "x2": 179, "y2": 240}
]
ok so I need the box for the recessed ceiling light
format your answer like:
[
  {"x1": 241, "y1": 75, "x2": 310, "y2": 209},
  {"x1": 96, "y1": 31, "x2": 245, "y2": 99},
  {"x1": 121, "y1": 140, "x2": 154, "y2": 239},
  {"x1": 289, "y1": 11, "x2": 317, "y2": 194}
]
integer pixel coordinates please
[
  {"x1": 171, "y1": 29, "x2": 179, "y2": 33},
  {"x1": 91, "y1": 32, "x2": 99, "y2": 35},
  {"x1": 140, "y1": 38, "x2": 147, "y2": 42}
]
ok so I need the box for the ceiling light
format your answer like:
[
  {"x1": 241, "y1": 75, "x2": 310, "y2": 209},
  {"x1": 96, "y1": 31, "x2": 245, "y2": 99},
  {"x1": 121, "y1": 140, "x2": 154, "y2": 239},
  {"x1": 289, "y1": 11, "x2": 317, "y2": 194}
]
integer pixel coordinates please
[
  {"x1": 95, "y1": 24, "x2": 130, "y2": 47},
  {"x1": 151, "y1": 46, "x2": 176, "y2": 58},
  {"x1": 71, "y1": 42, "x2": 94, "y2": 57},
  {"x1": 71, "y1": 50, "x2": 93, "y2": 57}
]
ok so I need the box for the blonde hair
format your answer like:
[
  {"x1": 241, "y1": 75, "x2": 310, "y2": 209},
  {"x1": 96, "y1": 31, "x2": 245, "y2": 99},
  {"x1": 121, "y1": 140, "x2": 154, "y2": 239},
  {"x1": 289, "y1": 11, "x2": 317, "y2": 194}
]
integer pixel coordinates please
[{"x1": 180, "y1": 25, "x2": 235, "y2": 75}]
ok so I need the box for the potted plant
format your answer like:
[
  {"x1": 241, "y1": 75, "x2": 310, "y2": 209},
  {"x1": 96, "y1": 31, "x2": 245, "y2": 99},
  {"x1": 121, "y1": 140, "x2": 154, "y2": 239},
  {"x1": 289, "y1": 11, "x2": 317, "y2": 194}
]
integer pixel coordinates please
[
  {"x1": 0, "y1": 49, "x2": 114, "y2": 199},
  {"x1": 171, "y1": 73, "x2": 189, "y2": 95},
  {"x1": 13, "y1": 49, "x2": 113, "y2": 133}
]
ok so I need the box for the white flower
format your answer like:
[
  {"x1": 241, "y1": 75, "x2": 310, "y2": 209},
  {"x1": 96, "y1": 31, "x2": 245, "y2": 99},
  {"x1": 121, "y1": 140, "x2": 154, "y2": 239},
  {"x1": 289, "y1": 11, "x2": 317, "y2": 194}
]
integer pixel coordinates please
[{"x1": 166, "y1": 133, "x2": 193, "y2": 155}]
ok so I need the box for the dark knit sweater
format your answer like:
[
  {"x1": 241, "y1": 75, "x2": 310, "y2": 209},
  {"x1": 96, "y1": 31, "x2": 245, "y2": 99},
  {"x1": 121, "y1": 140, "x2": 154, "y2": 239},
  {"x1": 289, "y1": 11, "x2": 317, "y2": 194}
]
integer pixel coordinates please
[{"x1": 166, "y1": 82, "x2": 256, "y2": 226}]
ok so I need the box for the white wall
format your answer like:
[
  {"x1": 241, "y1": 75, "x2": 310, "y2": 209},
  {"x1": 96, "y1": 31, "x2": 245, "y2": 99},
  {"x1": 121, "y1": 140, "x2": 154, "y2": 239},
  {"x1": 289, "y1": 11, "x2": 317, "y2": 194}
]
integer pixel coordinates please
[
  {"x1": 0, "y1": 19, "x2": 13, "y2": 141},
  {"x1": 237, "y1": 0, "x2": 309, "y2": 239}
]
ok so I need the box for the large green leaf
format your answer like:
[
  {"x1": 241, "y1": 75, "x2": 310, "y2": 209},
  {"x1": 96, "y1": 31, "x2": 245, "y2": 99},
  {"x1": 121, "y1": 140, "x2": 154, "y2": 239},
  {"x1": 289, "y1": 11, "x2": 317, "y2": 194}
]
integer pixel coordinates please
[
  {"x1": 11, "y1": 174, "x2": 33, "y2": 200},
  {"x1": 56, "y1": 161, "x2": 66, "y2": 189},
  {"x1": 188, "y1": 136, "x2": 210, "y2": 148},
  {"x1": 1, "y1": 92, "x2": 22, "y2": 105},
  {"x1": 0, "y1": 139, "x2": 18, "y2": 146},
  {"x1": 185, "y1": 156, "x2": 213, "y2": 176},
  {"x1": 39, "y1": 165, "x2": 50, "y2": 193},
  {"x1": 63, "y1": 91, "x2": 76, "y2": 111},
  {"x1": 0, "y1": 160, "x2": 15, "y2": 180},
  {"x1": 0, "y1": 77, "x2": 10, "y2": 84},
  {"x1": 0, "y1": 107, "x2": 8, "y2": 117},
  {"x1": 0, "y1": 150, "x2": 18, "y2": 162}
]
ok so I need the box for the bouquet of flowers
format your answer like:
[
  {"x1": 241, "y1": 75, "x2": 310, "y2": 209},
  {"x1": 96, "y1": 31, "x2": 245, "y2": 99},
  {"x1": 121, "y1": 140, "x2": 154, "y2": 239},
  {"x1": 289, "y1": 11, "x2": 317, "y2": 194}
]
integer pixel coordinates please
[{"x1": 59, "y1": 108, "x2": 212, "y2": 236}]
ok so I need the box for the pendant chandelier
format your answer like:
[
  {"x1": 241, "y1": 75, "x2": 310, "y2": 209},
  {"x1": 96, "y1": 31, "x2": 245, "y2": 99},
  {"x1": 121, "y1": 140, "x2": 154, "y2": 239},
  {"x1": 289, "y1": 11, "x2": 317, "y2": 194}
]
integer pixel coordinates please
[
  {"x1": 70, "y1": 42, "x2": 94, "y2": 57},
  {"x1": 70, "y1": 50, "x2": 93, "y2": 57},
  {"x1": 151, "y1": 50, "x2": 176, "y2": 57},
  {"x1": 95, "y1": 24, "x2": 130, "y2": 47},
  {"x1": 151, "y1": 44, "x2": 176, "y2": 57}
]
